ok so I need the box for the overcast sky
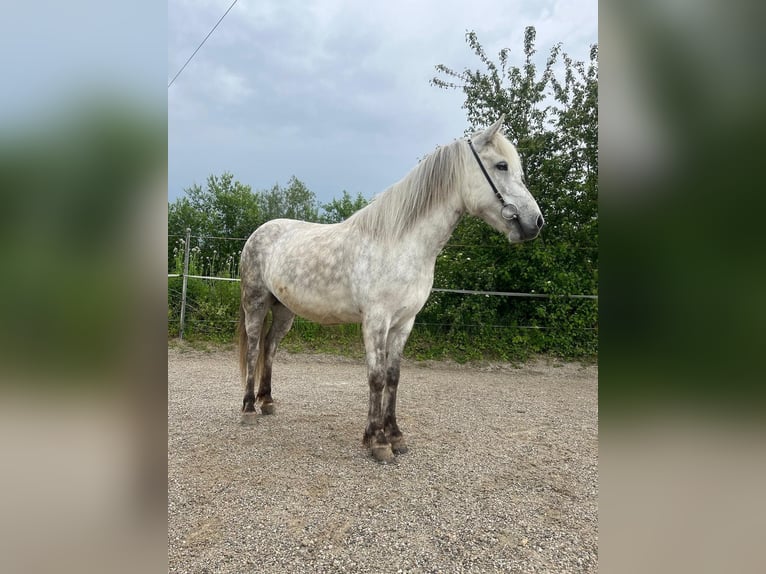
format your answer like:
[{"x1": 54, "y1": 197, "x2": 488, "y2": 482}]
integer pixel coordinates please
[{"x1": 168, "y1": 0, "x2": 597, "y2": 205}]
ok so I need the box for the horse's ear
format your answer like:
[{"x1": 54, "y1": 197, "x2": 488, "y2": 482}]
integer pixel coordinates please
[{"x1": 474, "y1": 115, "x2": 506, "y2": 147}]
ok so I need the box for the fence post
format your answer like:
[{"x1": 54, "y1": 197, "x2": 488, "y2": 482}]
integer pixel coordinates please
[{"x1": 179, "y1": 228, "x2": 191, "y2": 340}]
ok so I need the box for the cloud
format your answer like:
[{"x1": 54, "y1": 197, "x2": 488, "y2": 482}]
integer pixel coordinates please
[
  {"x1": 209, "y1": 65, "x2": 254, "y2": 105},
  {"x1": 168, "y1": 0, "x2": 597, "y2": 202}
]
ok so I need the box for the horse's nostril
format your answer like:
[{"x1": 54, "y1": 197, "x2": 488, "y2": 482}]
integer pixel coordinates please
[{"x1": 536, "y1": 214, "x2": 545, "y2": 229}]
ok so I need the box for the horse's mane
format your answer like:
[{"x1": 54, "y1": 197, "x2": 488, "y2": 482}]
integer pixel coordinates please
[{"x1": 348, "y1": 138, "x2": 468, "y2": 242}]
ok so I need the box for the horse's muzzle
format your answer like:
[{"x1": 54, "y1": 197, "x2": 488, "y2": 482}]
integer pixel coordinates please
[{"x1": 513, "y1": 213, "x2": 544, "y2": 241}]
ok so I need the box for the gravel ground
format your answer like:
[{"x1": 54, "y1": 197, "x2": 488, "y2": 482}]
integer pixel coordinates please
[{"x1": 168, "y1": 345, "x2": 598, "y2": 573}]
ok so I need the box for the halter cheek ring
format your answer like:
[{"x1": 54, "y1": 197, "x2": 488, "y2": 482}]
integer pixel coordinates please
[
  {"x1": 501, "y1": 204, "x2": 519, "y2": 221},
  {"x1": 467, "y1": 138, "x2": 519, "y2": 221}
]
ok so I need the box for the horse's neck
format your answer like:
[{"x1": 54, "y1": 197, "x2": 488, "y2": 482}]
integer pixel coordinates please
[{"x1": 403, "y1": 191, "x2": 465, "y2": 260}]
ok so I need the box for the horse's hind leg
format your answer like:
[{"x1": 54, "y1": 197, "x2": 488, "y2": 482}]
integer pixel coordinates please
[
  {"x1": 240, "y1": 290, "x2": 273, "y2": 424},
  {"x1": 256, "y1": 303, "x2": 295, "y2": 415}
]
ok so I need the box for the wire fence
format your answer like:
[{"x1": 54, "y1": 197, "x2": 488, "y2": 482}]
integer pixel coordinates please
[{"x1": 168, "y1": 229, "x2": 598, "y2": 347}]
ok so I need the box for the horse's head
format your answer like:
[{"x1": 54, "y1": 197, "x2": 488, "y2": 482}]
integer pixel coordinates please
[{"x1": 463, "y1": 116, "x2": 544, "y2": 243}]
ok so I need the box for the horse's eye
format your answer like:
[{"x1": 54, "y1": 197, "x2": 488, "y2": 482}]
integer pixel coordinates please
[{"x1": 496, "y1": 162, "x2": 508, "y2": 171}]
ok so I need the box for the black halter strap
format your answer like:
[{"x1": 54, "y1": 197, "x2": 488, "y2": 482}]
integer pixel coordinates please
[{"x1": 467, "y1": 139, "x2": 519, "y2": 221}]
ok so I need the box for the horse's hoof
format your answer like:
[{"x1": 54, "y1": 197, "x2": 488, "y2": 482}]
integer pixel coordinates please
[
  {"x1": 390, "y1": 438, "x2": 408, "y2": 455},
  {"x1": 371, "y1": 444, "x2": 395, "y2": 463},
  {"x1": 388, "y1": 432, "x2": 408, "y2": 454},
  {"x1": 240, "y1": 411, "x2": 258, "y2": 425},
  {"x1": 260, "y1": 402, "x2": 275, "y2": 415}
]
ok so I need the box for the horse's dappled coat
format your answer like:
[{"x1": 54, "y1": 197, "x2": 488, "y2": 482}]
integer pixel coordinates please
[{"x1": 238, "y1": 117, "x2": 544, "y2": 462}]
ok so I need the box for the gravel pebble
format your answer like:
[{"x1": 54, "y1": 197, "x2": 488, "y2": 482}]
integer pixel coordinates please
[{"x1": 168, "y1": 346, "x2": 598, "y2": 573}]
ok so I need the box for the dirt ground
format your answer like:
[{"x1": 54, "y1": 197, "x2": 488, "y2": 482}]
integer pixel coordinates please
[{"x1": 168, "y1": 345, "x2": 598, "y2": 573}]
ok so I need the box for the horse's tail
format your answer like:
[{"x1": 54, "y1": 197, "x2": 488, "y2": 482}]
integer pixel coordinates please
[
  {"x1": 238, "y1": 303, "x2": 248, "y2": 386},
  {"x1": 238, "y1": 302, "x2": 267, "y2": 389}
]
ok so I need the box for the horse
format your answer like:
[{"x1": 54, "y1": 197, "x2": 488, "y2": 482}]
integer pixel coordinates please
[{"x1": 237, "y1": 116, "x2": 544, "y2": 462}]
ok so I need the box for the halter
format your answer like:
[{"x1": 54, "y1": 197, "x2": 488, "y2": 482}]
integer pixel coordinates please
[{"x1": 467, "y1": 139, "x2": 519, "y2": 221}]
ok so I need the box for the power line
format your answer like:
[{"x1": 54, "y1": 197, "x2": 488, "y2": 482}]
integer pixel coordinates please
[{"x1": 168, "y1": 0, "x2": 239, "y2": 89}]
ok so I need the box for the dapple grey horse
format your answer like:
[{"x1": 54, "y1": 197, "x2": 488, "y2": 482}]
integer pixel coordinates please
[{"x1": 238, "y1": 116, "x2": 544, "y2": 462}]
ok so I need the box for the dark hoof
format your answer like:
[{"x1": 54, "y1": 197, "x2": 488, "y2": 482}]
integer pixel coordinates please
[
  {"x1": 260, "y1": 402, "x2": 275, "y2": 415},
  {"x1": 392, "y1": 443, "x2": 409, "y2": 455},
  {"x1": 240, "y1": 411, "x2": 258, "y2": 425},
  {"x1": 389, "y1": 435, "x2": 408, "y2": 455},
  {"x1": 371, "y1": 444, "x2": 395, "y2": 463}
]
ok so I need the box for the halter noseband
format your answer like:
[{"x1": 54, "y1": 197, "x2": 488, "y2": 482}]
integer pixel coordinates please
[{"x1": 467, "y1": 139, "x2": 519, "y2": 221}]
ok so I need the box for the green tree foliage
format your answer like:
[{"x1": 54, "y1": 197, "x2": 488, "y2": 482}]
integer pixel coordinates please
[
  {"x1": 168, "y1": 173, "x2": 346, "y2": 277},
  {"x1": 168, "y1": 172, "x2": 261, "y2": 276},
  {"x1": 180, "y1": 172, "x2": 260, "y2": 237},
  {"x1": 257, "y1": 175, "x2": 320, "y2": 222},
  {"x1": 319, "y1": 190, "x2": 368, "y2": 223},
  {"x1": 426, "y1": 27, "x2": 598, "y2": 357}
]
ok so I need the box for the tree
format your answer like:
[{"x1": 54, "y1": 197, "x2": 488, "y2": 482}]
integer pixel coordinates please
[
  {"x1": 168, "y1": 172, "x2": 260, "y2": 275},
  {"x1": 256, "y1": 176, "x2": 319, "y2": 223},
  {"x1": 282, "y1": 176, "x2": 319, "y2": 221},
  {"x1": 170, "y1": 172, "x2": 260, "y2": 237},
  {"x1": 168, "y1": 173, "x2": 326, "y2": 277},
  {"x1": 319, "y1": 190, "x2": 368, "y2": 223},
  {"x1": 428, "y1": 27, "x2": 599, "y2": 356},
  {"x1": 432, "y1": 27, "x2": 597, "y2": 248}
]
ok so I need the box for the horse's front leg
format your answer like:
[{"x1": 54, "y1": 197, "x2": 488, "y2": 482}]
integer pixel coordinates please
[
  {"x1": 362, "y1": 320, "x2": 394, "y2": 463},
  {"x1": 382, "y1": 356, "x2": 406, "y2": 454},
  {"x1": 383, "y1": 319, "x2": 414, "y2": 455}
]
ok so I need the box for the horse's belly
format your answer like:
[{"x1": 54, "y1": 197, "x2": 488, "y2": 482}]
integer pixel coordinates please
[{"x1": 272, "y1": 283, "x2": 361, "y2": 325}]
